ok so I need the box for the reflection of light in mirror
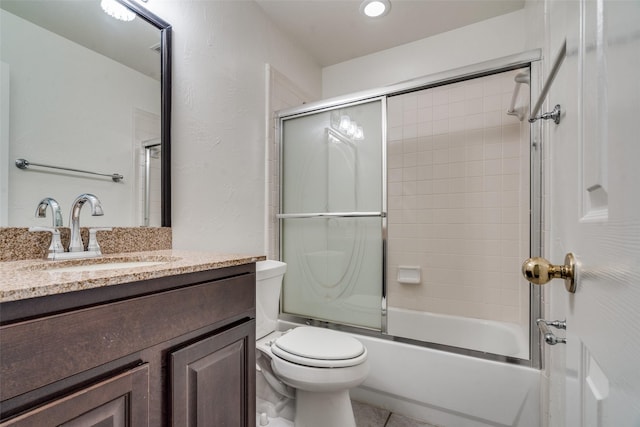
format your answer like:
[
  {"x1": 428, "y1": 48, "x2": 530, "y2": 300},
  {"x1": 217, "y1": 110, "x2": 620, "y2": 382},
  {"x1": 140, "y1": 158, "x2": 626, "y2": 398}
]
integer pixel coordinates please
[
  {"x1": 101, "y1": 0, "x2": 136, "y2": 22},
  {"x1": 339, "y1": 115, "x2": 351, "y2": 132},
  {"x1": 354, "y1": 126, "x2": 364, "y2": 140},
  {"x1": 347, "y1": 122, "x2": 357, "y2": 137}
]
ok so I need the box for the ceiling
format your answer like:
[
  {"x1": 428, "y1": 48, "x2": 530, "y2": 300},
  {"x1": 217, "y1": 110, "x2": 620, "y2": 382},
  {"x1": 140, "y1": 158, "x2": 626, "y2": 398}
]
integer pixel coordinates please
[
  {"x1": 255, "y1": 0, "x2": 526, "y2": 67},
  {"x1": 1, "y1": 0, "x2": 161, "y2": 80},
  {"x1": 2, "y1": 0, "x2": 526, "y2": 75}
]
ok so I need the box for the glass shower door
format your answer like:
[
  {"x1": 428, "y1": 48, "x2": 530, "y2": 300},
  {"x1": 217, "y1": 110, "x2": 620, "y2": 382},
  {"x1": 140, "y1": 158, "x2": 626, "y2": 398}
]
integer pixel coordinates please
[{"x1": 279, "y1": 99, "x2": 384, "y2": 330}]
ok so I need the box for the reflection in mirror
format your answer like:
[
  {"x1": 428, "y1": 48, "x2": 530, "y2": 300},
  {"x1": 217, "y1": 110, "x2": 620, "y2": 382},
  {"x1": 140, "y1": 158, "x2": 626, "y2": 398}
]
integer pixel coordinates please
[{"x1": 0, "y1": 0, "x2": 171, "y2": 227}]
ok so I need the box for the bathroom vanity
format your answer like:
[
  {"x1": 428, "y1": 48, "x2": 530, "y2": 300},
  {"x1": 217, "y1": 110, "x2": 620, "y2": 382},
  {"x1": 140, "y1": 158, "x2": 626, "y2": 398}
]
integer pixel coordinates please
[{"x1": 0, "y1": 251, "x2": 262, "y2": 426}]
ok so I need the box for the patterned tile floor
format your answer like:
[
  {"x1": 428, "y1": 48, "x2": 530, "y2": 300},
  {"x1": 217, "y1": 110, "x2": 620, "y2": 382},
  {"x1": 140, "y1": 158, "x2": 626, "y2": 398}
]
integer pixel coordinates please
[{"x1": 352, "y1": 400, "x2": 438, "y2": 427}]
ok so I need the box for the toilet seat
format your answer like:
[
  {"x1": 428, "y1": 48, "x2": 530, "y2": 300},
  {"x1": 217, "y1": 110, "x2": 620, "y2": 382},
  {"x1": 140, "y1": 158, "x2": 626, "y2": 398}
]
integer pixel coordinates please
[{"x1": 271, "y1": 327, "x2": 367, "y2": 368}]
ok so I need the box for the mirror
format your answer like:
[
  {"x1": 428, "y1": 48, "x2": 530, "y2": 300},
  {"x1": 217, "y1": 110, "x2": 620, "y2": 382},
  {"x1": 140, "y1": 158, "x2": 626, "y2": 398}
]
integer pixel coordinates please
[{"x1": 0, "y1": 0, "x2": 171, "y2": 227}]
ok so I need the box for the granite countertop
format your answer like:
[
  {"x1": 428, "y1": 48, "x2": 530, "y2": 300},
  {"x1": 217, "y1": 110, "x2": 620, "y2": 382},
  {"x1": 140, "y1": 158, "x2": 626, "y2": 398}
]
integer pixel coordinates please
[{"x1": 0, "y1": 250, "x2": 265, "y2": 303}]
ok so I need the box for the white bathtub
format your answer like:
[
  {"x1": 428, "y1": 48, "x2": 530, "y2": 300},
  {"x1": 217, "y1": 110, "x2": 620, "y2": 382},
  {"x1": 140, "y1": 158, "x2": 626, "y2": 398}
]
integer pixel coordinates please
[
  {"x1": 278, "y1": 314, "x2": 540, "y2": 427},
  {"x1": 387, "y1": 307, "x2": 529, "y2": 359}
]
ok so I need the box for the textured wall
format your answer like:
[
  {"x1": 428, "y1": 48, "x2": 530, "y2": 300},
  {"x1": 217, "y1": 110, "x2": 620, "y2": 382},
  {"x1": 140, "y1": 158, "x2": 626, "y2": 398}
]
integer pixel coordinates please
[{"x1": 144, "y1": 0, "x2": 322, "y2": 254}]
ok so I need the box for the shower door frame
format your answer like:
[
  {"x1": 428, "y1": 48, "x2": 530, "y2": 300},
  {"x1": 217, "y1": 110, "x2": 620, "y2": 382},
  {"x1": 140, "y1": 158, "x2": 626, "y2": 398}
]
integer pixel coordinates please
[
  {"x1": 143, "y1": 140, "x2": 161, "y2": 227},
  {"x1": 277, "y1": 96, "x2": 389, "y2": 332},
  {"x1": 276, "y1": 49, "x2": 544, "y2": 369}
]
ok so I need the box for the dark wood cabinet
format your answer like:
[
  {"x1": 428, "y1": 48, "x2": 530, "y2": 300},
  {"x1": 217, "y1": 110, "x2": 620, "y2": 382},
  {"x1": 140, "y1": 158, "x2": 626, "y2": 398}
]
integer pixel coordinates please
[
  {"x1": 171, "y1": 320, "x2": 255, "y2": 426},
  {"x1": 1, "y1": 364, "x2": 149, "y2": 427},
  {"x1": 0, "y1": 263, "x2": 257, "y2": 427}
]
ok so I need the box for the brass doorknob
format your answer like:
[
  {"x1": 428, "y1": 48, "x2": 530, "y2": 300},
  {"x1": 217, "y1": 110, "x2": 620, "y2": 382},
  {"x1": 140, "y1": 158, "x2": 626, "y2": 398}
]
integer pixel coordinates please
[{"x1": 521, "y1": 253, "x2": 576, "y2": 293}]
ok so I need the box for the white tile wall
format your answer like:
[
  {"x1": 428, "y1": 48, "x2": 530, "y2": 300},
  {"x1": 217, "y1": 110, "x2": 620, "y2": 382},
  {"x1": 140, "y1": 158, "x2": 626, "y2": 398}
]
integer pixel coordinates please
[{"x1": 386, "y1": 68, "x2": 531, "y2": 328}]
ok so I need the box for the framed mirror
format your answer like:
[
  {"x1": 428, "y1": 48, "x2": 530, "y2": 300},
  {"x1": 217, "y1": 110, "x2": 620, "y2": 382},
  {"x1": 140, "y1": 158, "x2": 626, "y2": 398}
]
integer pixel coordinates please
[{"x1": 0, "y1": 0, "x2": 171, "y2": 227}]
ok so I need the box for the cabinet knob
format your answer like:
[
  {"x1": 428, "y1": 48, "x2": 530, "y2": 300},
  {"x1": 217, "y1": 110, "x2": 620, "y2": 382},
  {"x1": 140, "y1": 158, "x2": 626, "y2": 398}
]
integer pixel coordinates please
[{"x1": 521, "y1": 253, "x2": 576, "y2": 293}]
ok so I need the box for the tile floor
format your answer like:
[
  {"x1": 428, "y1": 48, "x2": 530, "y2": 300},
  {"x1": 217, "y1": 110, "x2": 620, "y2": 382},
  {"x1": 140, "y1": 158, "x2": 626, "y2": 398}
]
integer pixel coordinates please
[
  {"x1": 256, "y1": 399, "x2": 438, "y2": 427},
  {"x1": 352, "y1": 400, "x2": 438, "y2": 427}
]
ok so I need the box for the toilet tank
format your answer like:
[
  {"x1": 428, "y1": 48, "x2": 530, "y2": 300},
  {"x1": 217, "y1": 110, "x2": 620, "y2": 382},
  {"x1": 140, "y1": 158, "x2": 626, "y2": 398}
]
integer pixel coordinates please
[{"x1": 256, "y1": 260, "x2": 287, "y2": 339}]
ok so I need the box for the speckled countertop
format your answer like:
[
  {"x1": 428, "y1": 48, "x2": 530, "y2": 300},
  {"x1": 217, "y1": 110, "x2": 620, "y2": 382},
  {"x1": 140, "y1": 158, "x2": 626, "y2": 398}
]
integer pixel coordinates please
[{"x1": 0, "y1": 250, "x2": 265, "y2": 303}]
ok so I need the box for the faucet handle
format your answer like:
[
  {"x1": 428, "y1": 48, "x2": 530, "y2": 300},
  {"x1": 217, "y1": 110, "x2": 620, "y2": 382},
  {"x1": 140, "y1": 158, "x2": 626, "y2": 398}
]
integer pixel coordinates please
[
  {"x1": 88, "y1": 227, "x2": 112, "y2": 253},
  {"x1": 29, "y1": 226, "x2": 65, "y2": 259}
]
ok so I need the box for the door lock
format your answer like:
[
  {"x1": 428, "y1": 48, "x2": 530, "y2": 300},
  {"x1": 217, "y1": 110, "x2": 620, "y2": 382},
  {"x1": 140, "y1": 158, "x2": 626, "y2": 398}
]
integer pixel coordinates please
[{"x1": 521, "y1": 253, "x2": 576, "y2": 293}]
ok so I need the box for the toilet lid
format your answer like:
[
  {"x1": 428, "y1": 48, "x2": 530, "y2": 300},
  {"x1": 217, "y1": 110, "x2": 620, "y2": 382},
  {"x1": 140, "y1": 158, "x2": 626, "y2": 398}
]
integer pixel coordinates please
[{"x1": 271, "y1": 327, "x2": 367, "y2": 368}]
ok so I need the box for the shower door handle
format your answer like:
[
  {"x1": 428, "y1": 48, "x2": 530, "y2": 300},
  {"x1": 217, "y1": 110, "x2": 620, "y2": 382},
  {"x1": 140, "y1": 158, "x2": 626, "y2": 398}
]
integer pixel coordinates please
[{"x1": 276, "y1": 212, "x2": 386, "y2": 219}]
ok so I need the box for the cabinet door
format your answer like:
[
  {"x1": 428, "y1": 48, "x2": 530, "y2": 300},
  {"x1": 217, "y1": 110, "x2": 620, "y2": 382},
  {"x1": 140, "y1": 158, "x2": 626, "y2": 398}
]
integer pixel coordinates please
[
  {"x1": 0, "y1": 364, "x2": 149, "y2": 426},
  {"x1": 171, "y1": 320, "x2": 256, "y2": 427}
]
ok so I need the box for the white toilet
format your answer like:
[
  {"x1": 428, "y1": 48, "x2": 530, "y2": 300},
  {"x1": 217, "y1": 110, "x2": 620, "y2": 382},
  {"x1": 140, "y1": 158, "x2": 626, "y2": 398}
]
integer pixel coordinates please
[{"x1": 255, "y1": 260, "x2": 369, "y2": 427}]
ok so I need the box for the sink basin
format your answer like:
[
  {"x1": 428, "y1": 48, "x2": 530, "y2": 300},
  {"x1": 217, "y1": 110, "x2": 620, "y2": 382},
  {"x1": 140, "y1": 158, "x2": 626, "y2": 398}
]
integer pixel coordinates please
[
  {"x1": 23, "y1": 256, "x2": 178, "y2": 273},
  {"x1": 46, "y1": 261, "x2": 168, "y2": 273}
]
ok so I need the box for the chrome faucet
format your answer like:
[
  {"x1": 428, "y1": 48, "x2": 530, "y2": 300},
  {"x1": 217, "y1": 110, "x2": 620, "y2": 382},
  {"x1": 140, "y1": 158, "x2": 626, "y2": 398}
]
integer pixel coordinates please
[
  {"x1": 35, "y1": 197, "x2": 63, "y2": 227},
  {"x1": 68, "y1": 193, "x2": 104, "y2": 252},
  {"x1": 31, "y1": 197, "x2": 65, "y2": 258}
]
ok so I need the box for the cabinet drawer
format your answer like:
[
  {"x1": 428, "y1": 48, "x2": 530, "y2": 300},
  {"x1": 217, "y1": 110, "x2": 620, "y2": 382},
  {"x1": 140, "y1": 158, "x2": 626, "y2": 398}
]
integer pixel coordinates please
[{"x1": 1, "y1": 274, "x2": 255, "y2": 401}]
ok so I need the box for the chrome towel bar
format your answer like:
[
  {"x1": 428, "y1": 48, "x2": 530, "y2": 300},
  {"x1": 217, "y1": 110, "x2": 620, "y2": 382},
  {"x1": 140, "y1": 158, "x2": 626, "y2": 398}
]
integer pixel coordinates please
[
  {"x1": 15, "y1": 158, "x2": 123, "y2": 182},
  {"x1": 529, "y1": 40, "x2": 566, "y2": 124},
  {"x1": 530, "y1": 104, "x2": 562, "y2": 125},
  {"x1": 506, "y1": 69, "x2": 530, "y2": 121},
  {"x1": 276, "y1": 212, "x2": 385, "y2": 219}
]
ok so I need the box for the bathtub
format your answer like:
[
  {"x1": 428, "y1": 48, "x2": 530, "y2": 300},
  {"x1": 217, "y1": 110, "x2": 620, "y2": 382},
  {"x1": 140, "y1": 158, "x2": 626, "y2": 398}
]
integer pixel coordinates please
[
  {"x1": 278, "y1": 312, "x2": 540, "y2": 427},
  {"x1": 387, "y1": 307, "x2": 529, "y2": 359}
]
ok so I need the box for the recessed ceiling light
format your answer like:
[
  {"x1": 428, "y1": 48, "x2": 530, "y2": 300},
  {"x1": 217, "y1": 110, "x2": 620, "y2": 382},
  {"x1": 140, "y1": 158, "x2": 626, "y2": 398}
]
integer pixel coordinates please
[{"x1": 360, "y1": 0, "x2": 391, "y2": 18}]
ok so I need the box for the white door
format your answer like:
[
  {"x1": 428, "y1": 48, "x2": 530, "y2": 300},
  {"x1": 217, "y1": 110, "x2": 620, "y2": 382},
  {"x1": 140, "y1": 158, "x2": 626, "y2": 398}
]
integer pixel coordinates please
[{"x1": 544, "y1": 0, "x2": 640, "y2": 425}]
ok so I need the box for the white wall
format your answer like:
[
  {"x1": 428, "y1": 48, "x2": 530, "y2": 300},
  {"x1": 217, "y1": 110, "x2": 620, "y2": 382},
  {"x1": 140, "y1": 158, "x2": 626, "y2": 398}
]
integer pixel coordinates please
[
  {"x1": 322, "y1": 9, "x2": 527, "y2": 98},
  {"x1": 1, "y1": 10, "x2": 160, "y2": 227},
  {"x1": 144, "y1": 0, "x2": 322, "y2": 254}
]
